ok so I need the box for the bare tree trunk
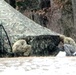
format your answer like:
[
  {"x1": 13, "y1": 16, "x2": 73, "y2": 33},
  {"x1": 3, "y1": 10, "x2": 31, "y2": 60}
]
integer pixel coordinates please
[{"x1": 72, "y1": 0, "x2": 76, "y2": 28}]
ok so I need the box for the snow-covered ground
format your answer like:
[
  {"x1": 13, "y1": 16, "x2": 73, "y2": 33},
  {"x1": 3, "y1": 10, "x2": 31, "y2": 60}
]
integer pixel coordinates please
[
  {"x1": 0, "y1": 55, "x2": 76, "y2": 75},
  {"x1": 56, "y1": 51, "x2": 66, "y2": 57}
]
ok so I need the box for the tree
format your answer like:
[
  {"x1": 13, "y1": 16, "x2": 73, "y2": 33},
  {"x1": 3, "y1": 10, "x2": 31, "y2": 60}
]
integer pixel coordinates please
[{"x1": 5, "y1": 0, "x2": 16, "y2": 8}]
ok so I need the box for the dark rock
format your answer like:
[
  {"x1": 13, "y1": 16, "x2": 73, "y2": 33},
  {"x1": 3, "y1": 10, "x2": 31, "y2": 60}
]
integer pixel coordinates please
[
  {"x1": 20, "y1": 35, "x2": 61, "y2": 56},
  {"x1": 64, "y1": 44, "x2": 76, "y2": 56}
]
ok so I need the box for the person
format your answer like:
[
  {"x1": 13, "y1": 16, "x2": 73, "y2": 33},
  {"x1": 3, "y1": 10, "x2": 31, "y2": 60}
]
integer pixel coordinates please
[
  {"x1": 63, "y1": 44, "x2": 76, "y2": 56},
  {"x1": 57, "y1": 38, "x2": 76, "y2": 56},
  {"x1": 38, "y1": 9, "x2": 48, "y2": 27},
  {"x1": 42, "y1": 15, "x2": 48, "y2": 27},
  {"x1": 59, "y1": 35, "x2": 76, "y2": 56},
  {"x1": 29, "y1": 9, "x2": 35, "y2": 21},
  {"x1": 38, "y1": 10, "x2": 44, "y2": 25}
]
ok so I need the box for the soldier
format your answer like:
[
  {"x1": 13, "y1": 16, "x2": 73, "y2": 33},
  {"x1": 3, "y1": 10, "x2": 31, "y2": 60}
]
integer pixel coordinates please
[
  {"x1": 63, "y1": 44, "x2": 76, "y2": 56},
  {"x1": 56, "y1": 36, "x2": 76, "y2": 56},
  {"x1": 29, "y1": 9, "x2": 35, "y2": 21},
  {"x1": 42, "y1": 14, "x2": 48, "y2": 27},
  {"x1": 38, "y1": 10, "x2": 44, "y2": 25}
]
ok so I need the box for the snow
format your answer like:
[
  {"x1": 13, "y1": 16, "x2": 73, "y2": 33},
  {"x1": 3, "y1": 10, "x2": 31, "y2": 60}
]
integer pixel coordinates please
[
  {"x1": 56, "y1": 51, "x2": 66, "y2": 57},
  {"x1": 0, "y1": 56, "x2": 76, "y2": 75}
]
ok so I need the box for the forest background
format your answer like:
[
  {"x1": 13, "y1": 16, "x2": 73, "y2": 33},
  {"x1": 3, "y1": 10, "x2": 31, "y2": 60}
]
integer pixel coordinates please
[{"x1": 5, "y1": 0, "x2": 76, "y2": 41}]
